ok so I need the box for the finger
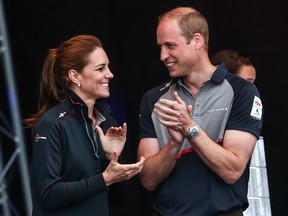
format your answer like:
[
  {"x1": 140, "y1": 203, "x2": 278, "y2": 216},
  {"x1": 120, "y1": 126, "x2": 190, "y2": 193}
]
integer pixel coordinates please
[
  {"x1": 124, "y1": 169, "x2": 141, "y2": 179},
  {"x1": 154, "y1": 103, "x2": 177, "y2": 116},
  {"x1": 157, "y1": 118, "x2": 176, "y2": 127},
  {"x1": 173, "y1": 91, "x2": 185, "y2": 105},
  {"x1": 154, "y1": 111, "x2": 175, "y2": 125},
  {"x1": 124, "y1": 159, "x2": 145, "y2": 171},
  {"x1": 154, "y1": 107, "x2": 179, "y2": 123},
  {"x1": 158, "y1": 98, "x2": 175, "y2": 107},
  {"x1": 108, "y1": 126, "x2": 123, "y2": 135},
  {"x1": 122, "y1": 122, "x2": 127, "y2": 133},
  {"x1": 140, "y1": 156, "x2": 146, "y2": 162},
  {"x1": 119, "y1": 123, "x2": 127, "y2": 137},
  {"x1": 105, "y1": 127, "x2": 117, "y2": 136},
  {"x1": 95, "y1": 125, "x2": 104, "y2": 137},
  {"x1": 136, "y1": 156, "x2": 146, "y2": 166},
  {"x1": 187, "y1": 104, "x2": 193, "y2": 114},
  {"x1": 111, "y1": 151, "x2": 119, "y2": 162}
]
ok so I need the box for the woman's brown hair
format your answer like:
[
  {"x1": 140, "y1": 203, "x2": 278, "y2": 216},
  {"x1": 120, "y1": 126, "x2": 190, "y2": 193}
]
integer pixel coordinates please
[{"x1": 24, "y1": 35, "x2": 103, "y2": 128}]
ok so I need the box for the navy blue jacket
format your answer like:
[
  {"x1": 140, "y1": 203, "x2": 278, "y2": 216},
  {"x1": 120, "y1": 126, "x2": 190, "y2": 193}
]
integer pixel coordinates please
[{"x1": 30, "y1": 90, "x2": 126, "y2": 216}]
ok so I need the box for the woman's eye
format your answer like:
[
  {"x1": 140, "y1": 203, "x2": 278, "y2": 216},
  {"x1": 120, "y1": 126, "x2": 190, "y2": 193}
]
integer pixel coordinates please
[{"x1": 97, "y1": 67, "x2": 104, "y2": 72}]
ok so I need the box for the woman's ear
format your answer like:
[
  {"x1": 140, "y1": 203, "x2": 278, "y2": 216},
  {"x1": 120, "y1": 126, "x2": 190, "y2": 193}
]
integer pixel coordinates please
[{"x1": 68, "y1": 69, "x2": 81, "y2": 86}]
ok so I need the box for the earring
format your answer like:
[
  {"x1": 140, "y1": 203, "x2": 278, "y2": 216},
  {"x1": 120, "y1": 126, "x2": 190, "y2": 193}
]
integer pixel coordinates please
[{"x1": 77, "y1": 83, "x2": 81, "y2": 87}]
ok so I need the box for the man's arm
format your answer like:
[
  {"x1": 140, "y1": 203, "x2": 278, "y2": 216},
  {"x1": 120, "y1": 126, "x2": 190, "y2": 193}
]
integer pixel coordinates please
[
  {"x1": 186, "y1": 128, "x2": 256, "y2": 184},
  {"x1": 138, "y1": 137, "x2": 182, "y2": 191},
  {"x1": 154, "y1": 91, "x2": 257, "y2": 184}
]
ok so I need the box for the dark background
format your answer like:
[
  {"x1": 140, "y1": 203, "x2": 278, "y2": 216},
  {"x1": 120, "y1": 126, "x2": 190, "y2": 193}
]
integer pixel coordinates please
[{"x1": 1, "y1": 0, "x2": 287, "y2": 215}]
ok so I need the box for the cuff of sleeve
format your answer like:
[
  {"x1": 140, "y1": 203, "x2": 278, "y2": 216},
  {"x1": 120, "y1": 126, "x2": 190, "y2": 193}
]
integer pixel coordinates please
[{"x1": 89, "y1": 174, "x2": 108, "y2": 194}]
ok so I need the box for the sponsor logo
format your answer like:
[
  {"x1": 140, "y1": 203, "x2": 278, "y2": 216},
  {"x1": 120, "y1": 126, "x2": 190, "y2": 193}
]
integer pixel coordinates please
[
  {"x1": 160, "y1": 81, "x2": 172, "y2": 91},
  {"x1": 250, "y1": 96, "x2": 263, "y2": 120},
  {"x1": 207, "y1": 107, "x2": 229, "y2": 113},
  {"x1": 35, "y1": 134, "x2": 47, "y2": 142}
]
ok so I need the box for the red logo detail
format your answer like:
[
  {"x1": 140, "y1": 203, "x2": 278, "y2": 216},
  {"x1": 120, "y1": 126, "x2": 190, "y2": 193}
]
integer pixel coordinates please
[{"x1": 35, "y1": 134, "x2": 47, "y2": 142}]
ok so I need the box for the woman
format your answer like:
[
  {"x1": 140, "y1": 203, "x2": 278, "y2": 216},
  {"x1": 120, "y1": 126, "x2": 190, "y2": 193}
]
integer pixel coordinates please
[
  {"x1": 210, "y1": 49, "x2": 256, "y2": 83},
  {"x1": 25, "y1": 34, "x2": 145, "y2": 216}
]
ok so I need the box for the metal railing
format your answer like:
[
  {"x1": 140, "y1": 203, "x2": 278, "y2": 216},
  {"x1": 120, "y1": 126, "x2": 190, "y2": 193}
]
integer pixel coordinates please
[
  {"x1": 0, "y1": 0, "x2": 32, "y2": 215},
  {"x1": 244, "y1": 137, "x2": 272, "y2": 216}
]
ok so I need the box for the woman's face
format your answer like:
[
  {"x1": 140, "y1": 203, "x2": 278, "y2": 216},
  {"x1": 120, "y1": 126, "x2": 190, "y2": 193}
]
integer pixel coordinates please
[{"x1": 77, "y1": 48, "x2": 114, "y2": 101}]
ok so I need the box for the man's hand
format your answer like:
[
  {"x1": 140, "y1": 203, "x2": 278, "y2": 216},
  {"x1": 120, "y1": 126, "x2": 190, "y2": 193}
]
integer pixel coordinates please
[{"x1": 153, "y1": 91, "x2": 194, "y2": 138}]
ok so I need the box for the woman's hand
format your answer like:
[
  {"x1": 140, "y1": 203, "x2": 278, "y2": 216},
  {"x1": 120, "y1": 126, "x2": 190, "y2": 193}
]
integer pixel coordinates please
[
  {"x1": 103, "y1": 152, "x2": 145, "y2": 186},
  {"x1": 96, "y1": 122, "x2": 127, "y2": 160}
]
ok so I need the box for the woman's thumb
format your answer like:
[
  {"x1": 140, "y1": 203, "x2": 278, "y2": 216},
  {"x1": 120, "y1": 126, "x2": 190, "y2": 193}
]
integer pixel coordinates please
[
  {"x1": 95, "y1": 125, "x2": 104, "y2": 137},
  {"x1": 111, "y1": 151, "x2": 119, "y2": 162}
]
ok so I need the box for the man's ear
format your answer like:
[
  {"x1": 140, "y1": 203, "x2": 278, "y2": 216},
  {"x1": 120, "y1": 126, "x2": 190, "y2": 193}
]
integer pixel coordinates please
[{"x1": 192, "y1": 33, "x2": 203, "y2": 49}]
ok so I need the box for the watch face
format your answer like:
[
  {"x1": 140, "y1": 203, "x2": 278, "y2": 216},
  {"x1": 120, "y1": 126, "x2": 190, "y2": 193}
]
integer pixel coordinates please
[
  {"x1": 191, "y1": 128, "x2": 197, "y2": 136},
  {"x1": 187, "y1": 125, "x2": 199, "y2": 139}
]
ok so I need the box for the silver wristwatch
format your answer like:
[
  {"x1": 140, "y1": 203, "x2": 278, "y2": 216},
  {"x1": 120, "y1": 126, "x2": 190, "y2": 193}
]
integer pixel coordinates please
[{"x1": 186, "y1": 124, "x2": 200, "y2": 140}]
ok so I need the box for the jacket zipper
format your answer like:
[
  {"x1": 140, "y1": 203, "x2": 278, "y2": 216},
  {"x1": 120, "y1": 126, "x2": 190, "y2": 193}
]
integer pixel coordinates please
[{"x1": 81, "y1": 109, "x2": 99, "y2": 159}]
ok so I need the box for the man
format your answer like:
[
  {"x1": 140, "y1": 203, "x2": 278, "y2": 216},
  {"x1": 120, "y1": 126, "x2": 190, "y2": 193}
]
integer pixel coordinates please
[{"x1": 138, "y1": 6, "x2": 263, "y2": 216}]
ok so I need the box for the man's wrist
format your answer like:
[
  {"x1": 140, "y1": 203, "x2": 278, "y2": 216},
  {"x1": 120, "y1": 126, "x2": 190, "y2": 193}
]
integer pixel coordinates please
[{"x1": 185, "y1": 124, "x2": 200, "y2": 140}]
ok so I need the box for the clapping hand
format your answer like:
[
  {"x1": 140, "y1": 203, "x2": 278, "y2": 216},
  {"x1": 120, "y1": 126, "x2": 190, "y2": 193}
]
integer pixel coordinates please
[
  {"x1": 103, "y1": 151, "x2": 145, "y2": 186},
  {"x1": 153, "y1": 92, "x2": 193, "y2": 144},
  {"x1": 96, "y1": 123, "x2": 127, "y2": 160}
]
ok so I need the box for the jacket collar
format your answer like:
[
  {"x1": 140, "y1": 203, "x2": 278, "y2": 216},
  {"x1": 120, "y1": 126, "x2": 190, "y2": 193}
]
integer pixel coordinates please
[{"x1": 66, "y1": 90, "x2": 112, "y2": 118}]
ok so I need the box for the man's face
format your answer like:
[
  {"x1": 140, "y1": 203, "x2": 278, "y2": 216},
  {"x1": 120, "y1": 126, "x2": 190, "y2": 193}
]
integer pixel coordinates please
[{"x1": 156, "y1": 19, "x2": 197, "y2": 77}]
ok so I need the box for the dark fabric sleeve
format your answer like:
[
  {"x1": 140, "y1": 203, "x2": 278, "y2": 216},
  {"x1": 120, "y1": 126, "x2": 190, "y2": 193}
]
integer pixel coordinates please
[
  {"x1": 138, "y1": 90, "x2": 158, "y2": 139},
  {"x1": 226, "y1": 82, "x2": 263, "y2": 138},
  {"x1": 30, "y1": 117, "x2": 108, "y2": 209}
]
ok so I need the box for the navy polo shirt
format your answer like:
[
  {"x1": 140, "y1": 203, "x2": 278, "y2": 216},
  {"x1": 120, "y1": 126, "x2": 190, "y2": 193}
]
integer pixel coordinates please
[{"x1": 139, "y1": 63, "x2": 263, "y2": 216}]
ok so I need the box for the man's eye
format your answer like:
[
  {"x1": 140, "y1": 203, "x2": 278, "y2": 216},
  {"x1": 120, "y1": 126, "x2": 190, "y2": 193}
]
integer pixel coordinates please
[{"x1": 167, "y1": 44, "x2": 175, "y2": 49}]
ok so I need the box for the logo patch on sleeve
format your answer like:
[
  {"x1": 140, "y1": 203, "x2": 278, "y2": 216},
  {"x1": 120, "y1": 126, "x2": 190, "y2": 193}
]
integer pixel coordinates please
[
  {"x1": 59, "y1": 112, "x2": 66, "y2": 118},
  {"x1": 35, "y1": 134, "x2": 47, "y2": 142},
  {"x1": 250, "y1": 96, "x2": 262, "y2": 120}
]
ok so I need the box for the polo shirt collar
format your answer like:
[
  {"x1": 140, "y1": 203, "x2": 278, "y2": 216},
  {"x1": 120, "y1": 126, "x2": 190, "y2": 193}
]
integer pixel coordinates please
[{"x1": 210, "y1": 63, "x2": 228, "y2": 84}]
